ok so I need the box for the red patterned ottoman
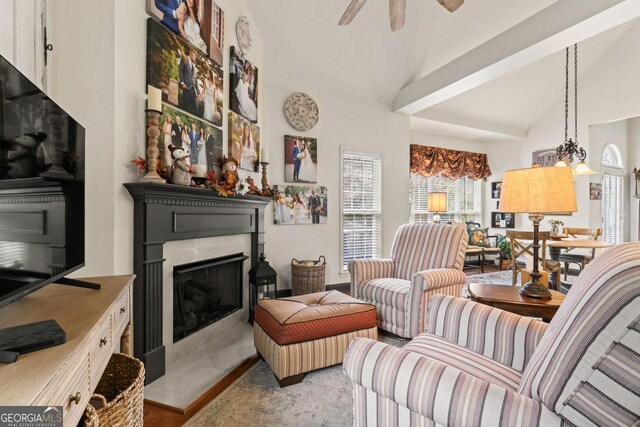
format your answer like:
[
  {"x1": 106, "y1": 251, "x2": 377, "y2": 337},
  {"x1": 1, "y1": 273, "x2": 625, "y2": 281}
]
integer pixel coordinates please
[{"x1": 253, "y1": 290, "x2": 378, "y2": 386}]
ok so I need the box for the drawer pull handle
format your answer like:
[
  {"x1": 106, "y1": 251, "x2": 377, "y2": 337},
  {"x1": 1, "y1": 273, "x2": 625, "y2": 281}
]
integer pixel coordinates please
[
  {"x1": 120, "y1": 306, "x2": 126, "y2": 314},
  {"x1": 99, "y1": 337, "x2": 108, "y2": 346},
  {"x1": 69, "y1": 392, "x2": 81, "y2": 405}
]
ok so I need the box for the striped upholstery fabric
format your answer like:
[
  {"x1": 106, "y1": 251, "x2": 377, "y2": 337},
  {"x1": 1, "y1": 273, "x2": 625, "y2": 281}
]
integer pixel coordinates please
[
  {"x1": 407, "y1": 269, "x2": 468, "y2": 338},
  {"x1": 349, "y1": 223, "x2": 468, "y2": 338},
  {"x1": 519, "y1": 243, "x2": 640, "y2": 426},
  {"x1": 391, "y1": 223, "x2": 468, "y2": 280},
  {"x1": 426, "y1": 294, "x2": 548, "y2": 372},
  {"x1": 349, "y1": 258, "x2": 396, "y2": 299},
  {"x1": 255, "y1": 323, "x2": 377, "y2": 380},
  {"x1": 403, "y1": 334, "x2": 522, "y2": 391},
  {"x1": 344, "y1": 338, "x2": 562, "y2": 426},
  {"x1": 360, "y1": 278, "x2": 411, "y2": 337}
]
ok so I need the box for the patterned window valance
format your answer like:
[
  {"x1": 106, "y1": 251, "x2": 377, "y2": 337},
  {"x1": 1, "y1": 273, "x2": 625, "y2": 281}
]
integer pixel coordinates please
[{"x1": 410, "y1": 144, "x2": 492, "y2": 181}]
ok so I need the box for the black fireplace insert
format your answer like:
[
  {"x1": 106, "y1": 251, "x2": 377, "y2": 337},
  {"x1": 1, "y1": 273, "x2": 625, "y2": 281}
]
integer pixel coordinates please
[{"x1": 173, "y1": 253, "x2": 248, "y2": 342}]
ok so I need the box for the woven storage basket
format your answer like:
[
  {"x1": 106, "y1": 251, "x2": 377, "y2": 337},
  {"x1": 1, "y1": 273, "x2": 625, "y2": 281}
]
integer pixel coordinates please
[
  {"x1": 90, "y1": 353, "x2": 145, "y2": 427},
  {"x1": 82, "y1": 403, "x2": 100, "y2": 427},
  {"x1": 291, "y1": 255, "x2": 326, "y2": 295}
]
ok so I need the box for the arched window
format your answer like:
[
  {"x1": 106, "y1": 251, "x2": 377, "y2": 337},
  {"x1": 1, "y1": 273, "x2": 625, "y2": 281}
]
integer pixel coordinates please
[
  {"x1": 601, "y1": 144, "x2": 624, "y2": 244},
  {"x1": 602, "y1": 144, "x2": 622, "y2": 168}
]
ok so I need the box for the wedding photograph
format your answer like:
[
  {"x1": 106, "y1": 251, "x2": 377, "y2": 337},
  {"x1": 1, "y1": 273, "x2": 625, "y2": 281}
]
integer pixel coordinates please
[
  {"x1": 147, "y1": 0, "x2": 225, "y2": 65},
  {"x1": 228, "y1": 112, "x2": 260, "y2": 172},
  {"x1": 146, "y1": 18, "x2": 223, "y2": 127},
  {"x1": 273, "y1": 185, "x2": 328, "y2": 225},
  {"x1": 229, "y1": 46, "x2": 258, "y2": 123},
  {"x1": 284, "y1": 135, "x2": 317, "y2": 183},
  {"x1": 158, "y1": 103, "x2": 223, "y2": 178}
]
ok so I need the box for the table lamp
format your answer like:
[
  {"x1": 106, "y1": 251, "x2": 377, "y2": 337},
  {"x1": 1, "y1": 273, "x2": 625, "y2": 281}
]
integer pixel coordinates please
[
  {"x1": 499, "y1": 166, "x2": 577, "y2": 298},
  {"x1": 427, "y1": 192, "x2": 447, "y2": 223}
]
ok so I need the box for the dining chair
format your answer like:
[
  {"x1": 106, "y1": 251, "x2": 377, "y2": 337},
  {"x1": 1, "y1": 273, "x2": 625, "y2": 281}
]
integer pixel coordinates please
[
  {"x1": 559, "y1": 227, "x2": 602, "y2": 280},
  {"x1": 507, "y1": 230, "x2": 561, "y2": 291}
]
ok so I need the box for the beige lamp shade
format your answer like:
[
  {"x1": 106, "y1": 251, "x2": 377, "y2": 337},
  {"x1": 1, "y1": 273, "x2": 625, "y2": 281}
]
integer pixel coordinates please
[
  {"x1": 427, "y1": 192, "x2": 447, "y2": 213},
  {"x1": 499, "y1": 166, "x2": 577, "y2": 214}
]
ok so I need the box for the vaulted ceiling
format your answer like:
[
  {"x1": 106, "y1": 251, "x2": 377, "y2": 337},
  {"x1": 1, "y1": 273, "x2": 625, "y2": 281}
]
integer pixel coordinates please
[{"x1": 246, "y1": 0, "x2": 640, "y2": 141}]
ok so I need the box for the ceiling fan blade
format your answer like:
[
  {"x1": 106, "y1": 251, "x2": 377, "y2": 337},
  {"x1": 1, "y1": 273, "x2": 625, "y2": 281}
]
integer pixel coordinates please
[
  {"x1": 338, "y1": 0, "x2": 368, "y2": 25},
  {"x1": 436, "y1": 0, "x2": 464, "y2": 12},
  {"x1": 389, "y1": 0, "x2": 407, "y2": 31}
]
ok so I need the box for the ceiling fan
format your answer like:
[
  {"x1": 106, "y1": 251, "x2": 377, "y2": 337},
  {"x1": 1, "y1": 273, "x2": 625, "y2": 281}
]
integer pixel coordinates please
[{"x1": 338, "y1": 0, "x2": 464, "y2": 31}]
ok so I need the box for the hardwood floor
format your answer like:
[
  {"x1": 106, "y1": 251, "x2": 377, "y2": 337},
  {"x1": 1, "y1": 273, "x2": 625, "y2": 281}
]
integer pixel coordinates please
[{"x1": 143, "y1": 355, "x2": 260, "y2": 426}]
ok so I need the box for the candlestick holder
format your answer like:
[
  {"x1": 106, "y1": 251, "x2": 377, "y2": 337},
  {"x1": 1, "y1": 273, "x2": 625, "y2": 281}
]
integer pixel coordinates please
[
  {"x1": 141, "y1": 109, "x2": 166, "y2": 183},
  {"x1": 260, "y1": 161, "x2": 272, "y2": 197}
]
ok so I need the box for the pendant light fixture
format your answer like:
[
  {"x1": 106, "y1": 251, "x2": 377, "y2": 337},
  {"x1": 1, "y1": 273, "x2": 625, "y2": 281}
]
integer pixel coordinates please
[{"x1": 555, "y1": 44, "x2": 595, "y2": 175}]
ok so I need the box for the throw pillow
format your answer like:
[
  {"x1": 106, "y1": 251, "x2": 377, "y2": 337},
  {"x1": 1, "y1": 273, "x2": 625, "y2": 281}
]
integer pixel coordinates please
[{"x1": 467, "y1": 224, "x2": 491, "y2": 248}]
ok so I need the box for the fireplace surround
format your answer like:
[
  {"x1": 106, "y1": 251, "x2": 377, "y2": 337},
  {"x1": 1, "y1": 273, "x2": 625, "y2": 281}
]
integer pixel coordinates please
[{"x1": 125, "y1": 183, "x2": 271, "y2": 384}]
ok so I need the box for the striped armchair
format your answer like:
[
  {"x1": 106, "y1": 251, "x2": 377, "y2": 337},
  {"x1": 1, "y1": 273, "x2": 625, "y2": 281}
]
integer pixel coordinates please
[
  {"x1": 349, "y1": 223, "x2": 468, "y2": 339},
  {"x1": 344, "y1": 243, "x2": 640, "y2": 426}
]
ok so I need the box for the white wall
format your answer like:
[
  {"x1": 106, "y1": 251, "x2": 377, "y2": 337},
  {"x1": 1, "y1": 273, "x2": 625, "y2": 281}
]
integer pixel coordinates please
[
  {"x1": 49, "y1": 0, "x2": 117, "y2": 277},
  {"x1": 484, "y1": 140, "x2": 523, "y2": 233},
  {"x1": 262, "y1": 78, "x2": 410, "y2": 287},
  {"x1": 48, "y1": 0, "x2": 264, "y2": 277}
]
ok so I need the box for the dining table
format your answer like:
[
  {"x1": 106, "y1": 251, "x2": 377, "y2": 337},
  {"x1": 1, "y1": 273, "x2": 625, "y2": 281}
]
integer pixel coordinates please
[{"x1": 547, "y1": 239, "x2": 614, "y2": 289}]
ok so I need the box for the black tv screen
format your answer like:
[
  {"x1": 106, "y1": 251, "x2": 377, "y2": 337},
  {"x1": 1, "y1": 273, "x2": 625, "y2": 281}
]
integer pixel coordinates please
[{"x1": 0, "y1": 55, "x2": 85, "y2": 308}]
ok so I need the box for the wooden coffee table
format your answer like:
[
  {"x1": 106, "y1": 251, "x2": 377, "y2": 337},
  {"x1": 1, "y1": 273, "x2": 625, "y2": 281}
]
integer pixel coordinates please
[{"x1": 467, "y1": 283, "x2": 564, "y2": 322}]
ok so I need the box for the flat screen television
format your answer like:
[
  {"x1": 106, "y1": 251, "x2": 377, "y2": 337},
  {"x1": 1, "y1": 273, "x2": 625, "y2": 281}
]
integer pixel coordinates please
[{"x1": 0, "y1": 54, "x2": 88, "y2": 309}]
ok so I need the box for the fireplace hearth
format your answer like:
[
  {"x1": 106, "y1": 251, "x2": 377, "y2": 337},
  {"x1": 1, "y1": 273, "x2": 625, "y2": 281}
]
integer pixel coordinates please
[{"x1": 173, "y1": 253, "x2": 248, "y2": 342}]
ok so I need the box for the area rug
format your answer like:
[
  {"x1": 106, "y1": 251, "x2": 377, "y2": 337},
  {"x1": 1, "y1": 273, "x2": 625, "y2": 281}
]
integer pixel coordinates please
[
  {"x1": 186, "y1": 272, "x2": 567, "y2": 427},
  {"x1": 185, "y1": 334, "x2": 407, "y2": 427}
]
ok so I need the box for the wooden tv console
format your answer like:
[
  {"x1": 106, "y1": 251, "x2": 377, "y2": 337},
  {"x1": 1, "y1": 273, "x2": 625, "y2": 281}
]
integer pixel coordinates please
[{"x1": 0, "y1": 275, "x2": 134, "y2": 426}]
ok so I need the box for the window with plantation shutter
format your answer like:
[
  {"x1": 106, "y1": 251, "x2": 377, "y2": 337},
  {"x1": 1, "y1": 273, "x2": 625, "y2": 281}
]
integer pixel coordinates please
[
  {"x1": 410, "y1": 174, "x2": 481, "y2": 223},
  {"x1": 341, "y1": 150, "x2": 382, "y2": 272},
  {"x1": 602, "y1": 145, "x2": 624, "y2": 244}
]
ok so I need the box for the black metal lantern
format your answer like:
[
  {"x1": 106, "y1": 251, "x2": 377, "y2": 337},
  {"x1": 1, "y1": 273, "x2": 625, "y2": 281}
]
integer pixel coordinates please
[{"x1": 248, "y1": 253, "x2": 278, "y2": 323}]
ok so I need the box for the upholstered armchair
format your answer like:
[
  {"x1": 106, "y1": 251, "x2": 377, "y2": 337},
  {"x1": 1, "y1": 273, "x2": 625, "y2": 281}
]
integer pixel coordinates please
[
  {"x1": 344, "y1": 243, "x2": 640, "y2": 426},
  {"x1": 349, "y1": 223, "x2": 468, "y2": 338}
]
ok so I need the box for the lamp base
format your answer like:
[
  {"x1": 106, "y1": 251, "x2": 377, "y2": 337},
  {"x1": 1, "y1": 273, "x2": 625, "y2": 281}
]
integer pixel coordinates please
[
  {"x1": 520, "y1": 280, "x2": 552, "y2": 299},
  {"x1": 432, "y1": 213, "x2": 441, "y2": 224}
]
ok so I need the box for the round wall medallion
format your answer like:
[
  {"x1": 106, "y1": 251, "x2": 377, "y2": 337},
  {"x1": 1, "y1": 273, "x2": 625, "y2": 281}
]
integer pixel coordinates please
[
  {"x1": 284, "y1": 93, "x2": 319, "y2": 131},
  {"x1": 236, "y1": 16, "x2": 252, "y2": 56}
]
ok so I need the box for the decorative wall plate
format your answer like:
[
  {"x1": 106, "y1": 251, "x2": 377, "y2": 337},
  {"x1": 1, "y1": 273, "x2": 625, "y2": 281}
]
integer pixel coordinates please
[
  {"x1": 236, "y1": 16, "x2": 252, "y2": 56},
  {"x1": 284, "y1": 93, "x2": 319, "y2": 131}
]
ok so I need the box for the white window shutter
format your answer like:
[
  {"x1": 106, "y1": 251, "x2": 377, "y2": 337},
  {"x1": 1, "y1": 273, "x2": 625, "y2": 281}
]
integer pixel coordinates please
[{"x1": 341, "y1": 151, "x2": 382, "y2": 271}]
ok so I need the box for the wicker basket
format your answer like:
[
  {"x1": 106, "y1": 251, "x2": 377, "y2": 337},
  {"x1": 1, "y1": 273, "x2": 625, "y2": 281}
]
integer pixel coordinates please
[
  {"x1": 291, "y1": 255, "x2": 326, "y2": 296},
  {"x1": 82, "y1": 403, "x2": 100, "y2": 427},
  {"x1": 89, "y1": 353, "x2": 145, "y2": 427}
]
